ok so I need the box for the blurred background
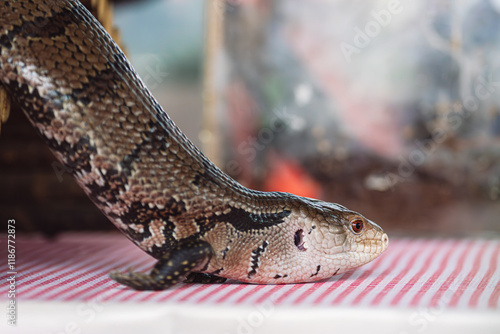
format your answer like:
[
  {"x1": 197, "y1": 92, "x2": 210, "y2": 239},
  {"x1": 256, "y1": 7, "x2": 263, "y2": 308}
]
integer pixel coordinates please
[{"x1": 1, "y1": 0, "x2": 499, "y2": 238}]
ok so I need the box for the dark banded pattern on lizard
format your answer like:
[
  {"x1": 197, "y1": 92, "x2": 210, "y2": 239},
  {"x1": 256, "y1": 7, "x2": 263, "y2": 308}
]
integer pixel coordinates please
[{"x1": 0, "y1": 0, "x2": 389, "y2": 290}]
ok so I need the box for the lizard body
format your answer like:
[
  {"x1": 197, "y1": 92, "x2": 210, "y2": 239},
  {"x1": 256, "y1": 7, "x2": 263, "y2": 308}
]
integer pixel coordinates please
[{"x1": 0, "y1": 0, "x2": 388, "y2": 290}]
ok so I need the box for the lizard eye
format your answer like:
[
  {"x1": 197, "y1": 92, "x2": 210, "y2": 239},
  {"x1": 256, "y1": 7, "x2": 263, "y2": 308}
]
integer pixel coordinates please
[{"x1": 350, "y1": 219, "x2": 364, "y2": 234}]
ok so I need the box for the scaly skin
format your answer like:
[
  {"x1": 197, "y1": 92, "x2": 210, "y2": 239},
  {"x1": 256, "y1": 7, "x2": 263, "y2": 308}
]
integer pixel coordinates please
[{"x1": 0, "y1": 0, "x2": 389, "y2": 290}]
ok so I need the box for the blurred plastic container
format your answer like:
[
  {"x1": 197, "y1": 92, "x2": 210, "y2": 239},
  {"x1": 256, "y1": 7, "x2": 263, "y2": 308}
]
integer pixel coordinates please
[{"x1": 211, "y1": 0, "x2": 500, "y2": 237}]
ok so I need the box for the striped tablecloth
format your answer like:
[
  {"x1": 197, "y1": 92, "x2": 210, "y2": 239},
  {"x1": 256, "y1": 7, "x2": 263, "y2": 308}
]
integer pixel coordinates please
[
  {"x1": 1, "y1": 233, "x2": 498, "y2": 307},
  {"x1": 1, "y1": 233, "x2": 499, "y2": 333}
]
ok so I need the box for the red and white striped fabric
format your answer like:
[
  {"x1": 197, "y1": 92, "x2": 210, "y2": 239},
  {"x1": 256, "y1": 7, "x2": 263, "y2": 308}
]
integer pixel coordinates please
[{"x1": 1, "y1": 233, "x2": 499, "y2": 308}]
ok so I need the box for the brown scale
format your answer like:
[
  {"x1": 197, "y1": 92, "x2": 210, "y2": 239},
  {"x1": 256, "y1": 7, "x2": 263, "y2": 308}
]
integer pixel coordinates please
[{"x1": 0, "y1": 0, "x2": 389, "y2": 290}]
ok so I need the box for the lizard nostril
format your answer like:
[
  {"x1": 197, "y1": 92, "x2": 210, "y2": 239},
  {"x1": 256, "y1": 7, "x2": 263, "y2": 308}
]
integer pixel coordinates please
[{"x1": 382, "y1": 233, "x2": 389, "y2": 247}]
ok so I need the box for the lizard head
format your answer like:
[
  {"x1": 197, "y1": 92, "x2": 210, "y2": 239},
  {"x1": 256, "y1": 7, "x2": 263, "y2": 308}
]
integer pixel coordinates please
[{"x1": 290, "y1": 197, "x2": 389, "y2": 280}]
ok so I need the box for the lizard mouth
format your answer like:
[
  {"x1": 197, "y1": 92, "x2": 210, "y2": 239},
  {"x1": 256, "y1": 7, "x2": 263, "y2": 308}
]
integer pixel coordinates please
[
  {"x1": 360, "y1": 234, "x2": 389, "y2": 255},
  {"x1": 345, "y1": 232, "x2": 389, "y2": 258}
]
